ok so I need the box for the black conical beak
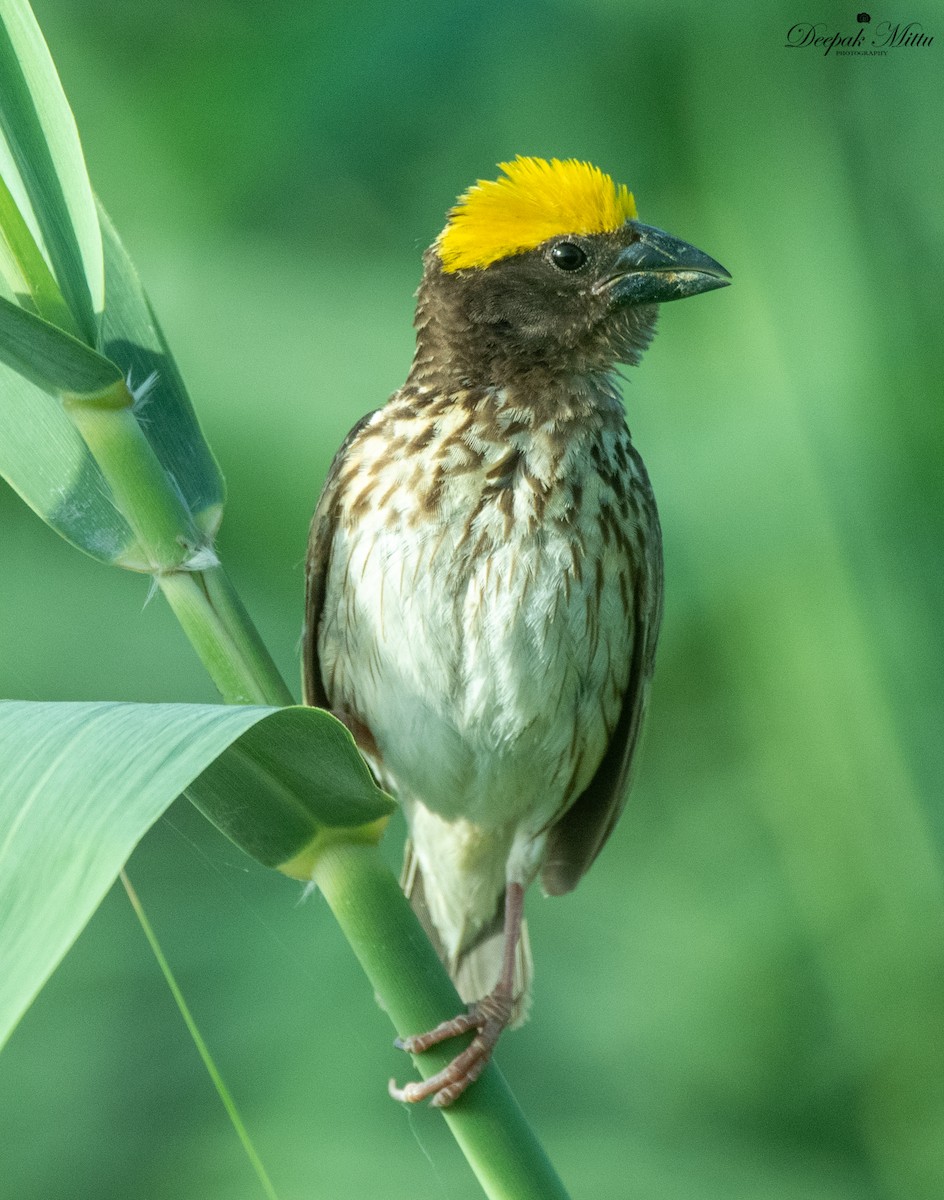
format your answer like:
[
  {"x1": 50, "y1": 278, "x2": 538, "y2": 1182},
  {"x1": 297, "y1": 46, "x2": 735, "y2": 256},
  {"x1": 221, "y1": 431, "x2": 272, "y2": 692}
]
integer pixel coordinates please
[{"x1": 602, "y1": 222, "x2": 731, "y2": 305}]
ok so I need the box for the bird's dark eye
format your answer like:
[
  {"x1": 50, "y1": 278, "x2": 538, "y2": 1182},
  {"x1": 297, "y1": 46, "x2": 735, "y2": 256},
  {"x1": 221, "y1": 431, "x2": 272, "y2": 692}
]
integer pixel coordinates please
[{"x1": 550, "y1": 241, "x2": 587, "y2": 271}]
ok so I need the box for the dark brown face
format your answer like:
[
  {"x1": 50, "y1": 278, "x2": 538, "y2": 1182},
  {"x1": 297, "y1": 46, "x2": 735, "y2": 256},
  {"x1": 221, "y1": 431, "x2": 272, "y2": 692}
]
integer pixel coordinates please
[{"x1": 413, "y1": 220, "x2": 729, "y2": 387}]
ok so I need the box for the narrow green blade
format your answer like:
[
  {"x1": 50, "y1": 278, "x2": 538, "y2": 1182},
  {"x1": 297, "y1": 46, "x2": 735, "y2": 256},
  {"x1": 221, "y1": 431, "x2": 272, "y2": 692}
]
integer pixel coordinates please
[
  {"x1": 0, "y1": 291, "x2": 120, "y2": 392},
  {"x1": 0, "y1": 0, "x2": 102, "y2": 341},
  {"x1": 0, "y1": 700, "x2": 392, "y2": 1050},
  {"x1": 0, "y1": 203, "x2": 228, "y2": 566},
  {"x1": 0, "y1": 2, "x2": 223, "y2": 557},
  {"x1": 0, "y1": 169, "x2": 74, "y2": 331},
  {"x1": 97, "y1": 202, "x2": 226, "y2": 541},
  {"x1": 0, "y1": 356, "x2": 140, "y2": 563}
]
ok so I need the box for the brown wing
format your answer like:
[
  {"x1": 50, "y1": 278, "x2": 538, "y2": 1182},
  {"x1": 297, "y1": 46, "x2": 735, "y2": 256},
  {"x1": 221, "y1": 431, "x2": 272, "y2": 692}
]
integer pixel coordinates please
[
  {"x1": 540, "y1": 470, "x2": 664, "y2": 897},
  {"x1": 302, "y1": 410, "x2": 376, "y2": 708}
]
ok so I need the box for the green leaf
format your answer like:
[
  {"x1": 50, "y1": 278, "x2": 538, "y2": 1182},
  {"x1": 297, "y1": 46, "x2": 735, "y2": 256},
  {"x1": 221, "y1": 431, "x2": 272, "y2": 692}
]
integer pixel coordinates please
[
  {"x1": 185, "y1": 705, "x2": 392, "y2": 865},
  {"x1": 0, "y1": 169, "x2": 75, "y2": 331},
  {"x1": 0, "y1": 203, "x2": 227, "y2": 568},
  {"x1": 97, "y1": 202, "x2": 225, "y2": 541},
  {"x1": 0, "y1": 700, "x2": 392, "y2": 1050},
  {"x1": 0, "y1": 2, "x2": 223, "y2": 559},
  {"x1": 0, "y1": 356, "x2": 141, "y2": 564},
  {"x1": 0, "y1": 291, "x2": 121, "y2": 392},
  {"x1": 0, "y1": 0, "x2": 102, "y2": 342}
]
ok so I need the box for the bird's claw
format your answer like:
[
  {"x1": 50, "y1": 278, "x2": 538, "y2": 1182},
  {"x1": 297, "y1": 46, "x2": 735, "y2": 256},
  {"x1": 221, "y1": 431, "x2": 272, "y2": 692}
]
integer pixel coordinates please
[
  {"x1": 390, "y1": 993, "x2": 511, "y2": 1107},
  {"x1": 394, "y1": 1008, "x2": 478, "y2": 1055}
]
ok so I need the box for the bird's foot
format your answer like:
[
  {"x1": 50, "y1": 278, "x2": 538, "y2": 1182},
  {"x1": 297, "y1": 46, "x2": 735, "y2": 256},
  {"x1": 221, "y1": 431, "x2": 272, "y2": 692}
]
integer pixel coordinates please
[{"x1": 388, "y1": 989, "x2": 512, "y2": 1107}]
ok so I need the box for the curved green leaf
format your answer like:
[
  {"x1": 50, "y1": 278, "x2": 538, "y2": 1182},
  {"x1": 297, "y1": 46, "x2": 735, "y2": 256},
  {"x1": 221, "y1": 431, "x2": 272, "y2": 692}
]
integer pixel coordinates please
[
  {"x1": 0, "y1": 204, "x2": 227, "y2": 566},
  {"x1": 0, "y1": 1, "x2": 224, "y2": 558},
  {"x1": 0, "y1": 358, "x2": 141, "y2": 563},
  {"x1": 0, "y1": 291, "x2": 121, "y2": 392},
  {"x1": 0, "y1": 169, "x2": 75, "y2": 331},
  {"x1": 0, "y1": 700, "x2": 392, "y2": 1050},
  {"x1": 97, "y1": 202, "x2": 225, "y2": 542},
  {"x1": 0, "y1": 0, "x2": 102, "y2": 341}
]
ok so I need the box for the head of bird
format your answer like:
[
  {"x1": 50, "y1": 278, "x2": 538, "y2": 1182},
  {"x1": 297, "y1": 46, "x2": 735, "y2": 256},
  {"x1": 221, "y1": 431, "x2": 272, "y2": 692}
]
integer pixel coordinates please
[{"x1": 412, "y1": 157, "x2": 729, "y2": 387}]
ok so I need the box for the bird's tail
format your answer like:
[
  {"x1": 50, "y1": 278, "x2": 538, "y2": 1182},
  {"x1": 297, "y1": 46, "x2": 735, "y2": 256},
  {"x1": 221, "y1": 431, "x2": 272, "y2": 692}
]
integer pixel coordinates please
[{"x1": 401, "y1": 840, "x2": 533, "y2": 1028}]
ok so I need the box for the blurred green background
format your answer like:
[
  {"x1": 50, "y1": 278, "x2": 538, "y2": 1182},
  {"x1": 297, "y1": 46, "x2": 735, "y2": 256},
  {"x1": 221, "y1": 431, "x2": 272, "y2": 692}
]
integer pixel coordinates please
[{"x1": 1, "y1": 1, "x2": 942, "y2": 1197}]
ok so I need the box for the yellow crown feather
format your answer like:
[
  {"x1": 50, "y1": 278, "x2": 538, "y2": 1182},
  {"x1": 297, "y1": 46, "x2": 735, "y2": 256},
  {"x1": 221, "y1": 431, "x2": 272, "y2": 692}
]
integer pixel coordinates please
[{"x1": 438, "y1": 156, "x2": 638, "y2": 273}]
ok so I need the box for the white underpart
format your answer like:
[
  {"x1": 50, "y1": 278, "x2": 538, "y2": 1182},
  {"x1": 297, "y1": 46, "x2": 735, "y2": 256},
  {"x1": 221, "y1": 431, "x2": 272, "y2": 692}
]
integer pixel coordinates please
[{"x1": 319, "y1": 391, "x2": 636, "y2": 962}]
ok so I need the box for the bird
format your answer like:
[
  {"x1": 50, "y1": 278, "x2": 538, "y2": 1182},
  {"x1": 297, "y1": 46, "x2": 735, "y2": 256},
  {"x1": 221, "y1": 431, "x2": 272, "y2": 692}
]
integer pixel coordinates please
[{"x1": 303, "y1": 156, "x2": 729, "y2": 1107}]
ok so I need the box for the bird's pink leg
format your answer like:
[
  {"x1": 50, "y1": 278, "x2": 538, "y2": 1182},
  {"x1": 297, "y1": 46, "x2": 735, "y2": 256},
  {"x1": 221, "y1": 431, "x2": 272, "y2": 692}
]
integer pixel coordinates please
[{"x1": 389, "y1": 882, "x2": 525, "y2": 1108}]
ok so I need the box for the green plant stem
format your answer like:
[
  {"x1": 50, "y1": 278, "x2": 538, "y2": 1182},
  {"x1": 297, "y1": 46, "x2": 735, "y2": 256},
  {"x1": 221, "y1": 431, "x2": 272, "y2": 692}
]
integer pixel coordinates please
[
  {"x1": 64, "y1": 384, "x2": 198, "y2": 571},
  {"x1": 313, "y1": 841, "x2": 572, "y2": 1200},
  {"x1": 62, "y1": 381, "x2": 293, "y2": 706},
  {"x1": 159, "y1": 567, "x2": 294, "y2": 706}
]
